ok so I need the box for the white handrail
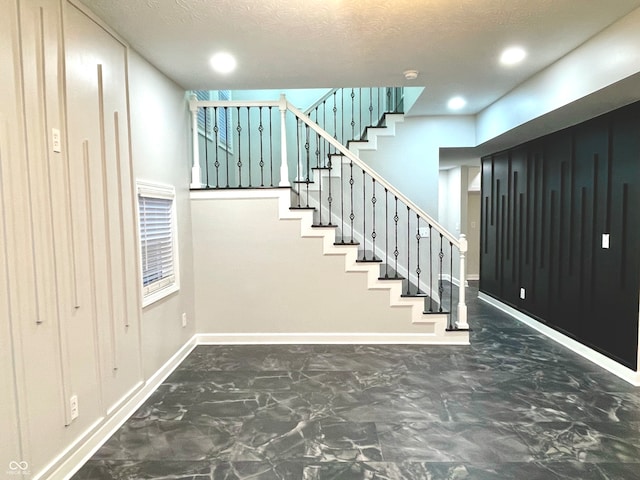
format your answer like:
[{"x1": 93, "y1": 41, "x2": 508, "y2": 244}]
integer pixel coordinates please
[{"x1": 304, "y1": 88, "x2": 338, "y2": 116}]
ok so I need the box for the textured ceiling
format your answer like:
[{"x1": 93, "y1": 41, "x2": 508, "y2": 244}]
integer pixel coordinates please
[{"x1": 79, "y1": 0, "x2": 640, "y2": 115}]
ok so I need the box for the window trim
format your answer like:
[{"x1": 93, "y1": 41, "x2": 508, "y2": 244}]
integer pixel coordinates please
[{"x1": 136, "y1": 180, "x2": 180, "y2": 308}]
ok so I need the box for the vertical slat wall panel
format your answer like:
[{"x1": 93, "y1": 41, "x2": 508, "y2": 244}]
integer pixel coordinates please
[{"x1": 480, "y1": 101, "x2": 640, "y2": 370}]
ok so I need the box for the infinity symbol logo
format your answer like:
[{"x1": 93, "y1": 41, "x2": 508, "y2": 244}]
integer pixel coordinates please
[{"x1": 9, "y1": 461, "x2": 29, "y2": 471}]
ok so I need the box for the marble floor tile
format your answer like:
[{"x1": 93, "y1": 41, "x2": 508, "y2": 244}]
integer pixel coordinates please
[
  {"x1": 377, "y1": 422, "x2": 535, "y2": 463},
  {"x1": 72, "y1": 284, "x2": 640, "y2": 480}
]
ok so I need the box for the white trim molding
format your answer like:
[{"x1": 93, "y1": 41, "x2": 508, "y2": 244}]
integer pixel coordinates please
[
  {"x1": 197, "y1": 332, "x2": 470, "y2": 345},
  {"x1": 479, "y1": 293, "x2": 640, "y2": 386},
  {"x1": 41, "y1": 336, "x2": 198, "y2": 480}
]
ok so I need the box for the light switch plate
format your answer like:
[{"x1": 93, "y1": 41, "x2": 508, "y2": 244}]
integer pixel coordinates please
[
  {"x1": 602, "y1": 233, "x2": 610, "y2": 249},
  {"x1": 52, "y1": 128, "x2": 61, "y2": 153}
]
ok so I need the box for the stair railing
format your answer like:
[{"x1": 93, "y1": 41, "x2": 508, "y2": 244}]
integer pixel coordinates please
[
  {"x1": 304, "y1": 87, "x2": 404, "y2": 148},
  {"x1": 188, "y1": 93, "x2": 468, "y2": 329}
]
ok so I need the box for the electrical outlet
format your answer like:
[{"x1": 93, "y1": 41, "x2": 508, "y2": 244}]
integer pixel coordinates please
[
  {"x1": 418, "y1": 227, "x2": 430, "y2": 238},
  {"x1": 181, "y1": 313, "x2": 187, "y2": 328},
  {"x1": 520, "y1": 288, "x2": 526, "y2": 300},
  {"x1": 70, "y1": 395, "x2": 79, "y2": 420}
]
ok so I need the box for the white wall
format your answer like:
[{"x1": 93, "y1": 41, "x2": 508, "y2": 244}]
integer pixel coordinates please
[
  {"x1": 438, "y1": 168, "x2": 462, "y2": 238},
  {"x1": 128, "y1": 51, "x2": 196, "y2": 379},
  {"x1": 477, "y1": 6, "x2": 640, "y2": 145},
  {"x1": 359, "y1": 116, "x2": 476, "y2": 219},
  {"x1": 0, "y1": 1, "x2": 195, "y2": 478},
  {"x1": 191, "y1": 195, "x2": 439, "y2": 336}
]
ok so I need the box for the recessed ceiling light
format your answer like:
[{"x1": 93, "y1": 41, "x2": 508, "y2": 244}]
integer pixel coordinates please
[
  {"x1": 500, "y1": 46, "x2": 526, "y2": 66},
  {"x1": 210, "y1": 52, "x2": 237, "y2": 74},
  {"x1": 447, "y1": 96, "x2": 466, "y2": 110},
  {"x1": 403, "y1": 69, "x2": 419, "y2": 80}
]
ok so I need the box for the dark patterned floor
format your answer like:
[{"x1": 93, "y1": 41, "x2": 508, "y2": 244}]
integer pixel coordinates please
[{"x1": 73, "y1": 284, "x2": 640, "y2": 479}]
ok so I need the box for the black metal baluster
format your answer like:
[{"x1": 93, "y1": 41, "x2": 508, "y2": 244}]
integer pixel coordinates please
[
  {"x1": 349, "y1": 161, "x2": 355, "y2": 243},
  {"x1": 371, "y1": 179, "x2": 377, "y2": 260},
  {"x1": 225, "y1": 107, "x2": 230, "y2": 188},
  {"x1": 406, "y1": 205, "x2": 411, "y2": 295},
  {"x1": 369, "y1": 88, "x2": 373, "y2": 128},
  {"x1": 236, "y1": 106, "x2": 242, "y2": 187},
  {"x1": 439, "y1": 233, "x2": 444, "y2": 313},
  {"x1": 327, "y1": 152, "x2": 333, "y2": 225},
  {"x1": 358, "y1": 88, "x2": 362, "y2": 139},
  {"x1": 204, "y1": 106, "x2": 209, "y2": 187},
  {"x1": 350, "y1": 88, "x2": 355, "y2": 140},
  {"x1": 259, "y1": 106, "x2": 264, "y2": 187},
  {"x1": 316, "y1": 133, "x2": 323, "y2": 225},
  {"x1": 341, "y1": 89, "x2": 345, "y2": 146},
  {"x1": 247, "y1": 107, "x2": 252, "y2": 187},
  {"x1": 213, "y1": 107, "x2": 220, "y2": 188},
  {"x1": 322, "y1": 100, "x2": 327, "y2": 166},
  {"x1": 386, "y1": 88, "x2": 391, "y2": 113},
  {"x1": 269, "y1": 107, "x2": 274, "y2": 186},
  {"x1": 361, "y1": 170, "x2": 367, "y2": 260},
  {"x1": 333, "y1": 91, "x2": 338, "y2": 153},
  {"x1": 393, "y1": 197, "x2": 399, "y2": 276},
  {"x1": 429, "y1": 224, "x2": 434, "y2": 312},
  {"x1": 295, "y1": 119, "x2": 301, "y2": 207},
  {"x1": 416, "y1": 215, "x2": 422, "y2": 294},
  {"x1": 305, "y1": 125, "x2": 311, "y2": 207},
  {"x1": 384, "y1": 188, "x2": 389, "y2": 278}
]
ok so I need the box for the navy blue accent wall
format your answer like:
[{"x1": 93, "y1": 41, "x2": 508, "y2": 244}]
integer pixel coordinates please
[{"x1": 480, "y1": 101, "x2": 640, "y2": 370}]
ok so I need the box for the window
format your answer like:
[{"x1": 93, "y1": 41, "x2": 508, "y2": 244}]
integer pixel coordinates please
[
  {"x1": 194, "y1": 90, "x2": 213, "y2": 136},
  {"x1": 217, "y1": 89, "x2": 232, "y2": 151},
  {"x1": 192, "y1": 90, "x2": 233, "y2": 151},
  {"x1": 137, "y1": 181, "x2": 179, "y2": 307}
]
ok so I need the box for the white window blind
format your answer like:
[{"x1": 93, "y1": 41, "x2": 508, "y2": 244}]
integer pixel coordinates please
[
  {"x1": 194, "y1": 90, "x2": 213, "y2": 137},
  {"x1": 217, "y1": 89, "x2": 232, "y2": 149},
  {"x1": 137, "y1": 182, "x2": 179, "y2": 305}
]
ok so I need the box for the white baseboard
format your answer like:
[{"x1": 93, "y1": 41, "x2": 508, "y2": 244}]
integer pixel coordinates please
[
  {"x1": 479, "y1": 293, "x2": 640, "y2": 386},
  {"x1": 40, "y1": 336, "x2": 198, "y2": 480},
  {"x1": 197, "y1": 332, "x2": 468, "y2": 345}
]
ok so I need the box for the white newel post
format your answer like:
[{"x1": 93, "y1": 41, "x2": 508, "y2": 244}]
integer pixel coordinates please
[
  {"x1": 278, "y1": 94, "x2": 290, "y2": 187},
  {"x1": 456, "y1": 234, "x2": 470, "y2": 329},
  {"x1": 189, "y1": 94, "x2": 203, "y2": 188}
]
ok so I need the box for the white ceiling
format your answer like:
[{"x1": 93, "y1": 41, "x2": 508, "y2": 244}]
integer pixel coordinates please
[{"x1": 80, "y1": 0, "x2": 640, "y2": 116}]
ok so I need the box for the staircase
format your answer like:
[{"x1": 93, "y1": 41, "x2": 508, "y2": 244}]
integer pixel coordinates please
[{"x1": 188, "y1": 88, "x2": 469, "y2": 344}]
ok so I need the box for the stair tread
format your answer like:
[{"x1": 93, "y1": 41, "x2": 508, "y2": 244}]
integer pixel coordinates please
[
  {"x1": 334, "y1": 240, "x2": 360, "y2": 246},
  {"x1": 356, "y1": 250, "x2": 382, "y2": 263},
  {"x1": 289, "y1": 206, "x2": 316, "y2": 210},
  {"x1": 401, "y1": 291, "x2": 428, "y2": 298},
  {"x1": 311, "y1": 223, "x2": 338, "y2": 228},
  {"x1": 378, "y1": 265, "x2": 404, "y2": 280}
]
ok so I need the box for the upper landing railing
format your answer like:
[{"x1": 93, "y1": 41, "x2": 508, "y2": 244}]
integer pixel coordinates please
[{"x1": 188, "y1": 91, "x2": 469, "y2": 329}]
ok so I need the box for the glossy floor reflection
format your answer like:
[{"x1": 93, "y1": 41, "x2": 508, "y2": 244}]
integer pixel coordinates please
[{"x1": 73, "y1": 285, "x2": 640, "y2": 479}]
